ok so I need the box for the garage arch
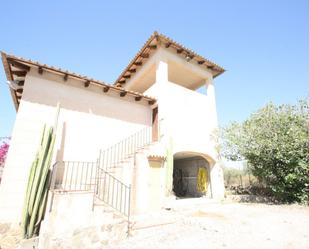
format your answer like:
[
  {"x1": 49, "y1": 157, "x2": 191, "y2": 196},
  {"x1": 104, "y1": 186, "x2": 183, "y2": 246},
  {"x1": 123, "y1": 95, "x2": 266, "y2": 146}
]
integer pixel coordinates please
[{"x1": 173, "y1": 152, "x2": 213, "y2": 198}]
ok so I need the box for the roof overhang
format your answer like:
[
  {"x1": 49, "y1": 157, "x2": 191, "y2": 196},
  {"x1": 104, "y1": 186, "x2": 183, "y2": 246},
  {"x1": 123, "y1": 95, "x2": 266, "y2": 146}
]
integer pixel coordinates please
[
  {"x1": 114, "y1": 31, "x2": 225, "y2": 87},
  {"x1": 1, "y1": 52, "x2": 156, "y2": 111}
]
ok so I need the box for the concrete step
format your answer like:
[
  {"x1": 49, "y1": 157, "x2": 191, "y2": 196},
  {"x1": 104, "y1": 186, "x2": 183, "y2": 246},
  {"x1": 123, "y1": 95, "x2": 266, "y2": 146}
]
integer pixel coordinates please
[
  {"x1": 99, "y1": 141, "x2": 162, "y2": 172},
  {"x1": 130, "y1": 211, "x2": 178, "y2": 231},
  {"x1": 94, "y1": 199, "x2": 128, "y2": 218},
  {"x1": 99, "y1": 142, "x2": 156, "y2": 169}
]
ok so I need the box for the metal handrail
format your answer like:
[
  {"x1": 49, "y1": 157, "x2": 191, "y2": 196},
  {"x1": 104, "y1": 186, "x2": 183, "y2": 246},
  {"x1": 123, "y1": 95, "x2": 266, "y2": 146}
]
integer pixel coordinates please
[
  {"x1": 96, "y1": 167, "x2": 131, "y2": 217},
  {"x1": 99, "y1": 126, "x2": 152, "y2": 171},
  {"x1": 50, "y1": 161, "x2": 97, "y2": 192},
  {"x1": 47, "y1": 126, "x2": 153, "y2": 231},
  {"x1": 49, "y1": 160, "x2": 131, "y2": 222}
]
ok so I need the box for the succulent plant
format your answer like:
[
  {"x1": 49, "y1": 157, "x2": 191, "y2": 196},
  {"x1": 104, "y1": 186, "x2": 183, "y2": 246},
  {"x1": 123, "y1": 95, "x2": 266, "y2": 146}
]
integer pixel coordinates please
[{"x1": 21, "y1": 104, "x2": 59, "y2": 238}]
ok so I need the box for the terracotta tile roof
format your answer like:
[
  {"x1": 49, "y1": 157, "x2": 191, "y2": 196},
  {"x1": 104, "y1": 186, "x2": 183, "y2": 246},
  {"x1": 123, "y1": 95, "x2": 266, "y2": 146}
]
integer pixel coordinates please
[
  {"x1": 1, "y1": 52, "x2": 156, "y2": 110},
  {"x1": 114, "y1": 31, "x2": 225, "y2": 86}
]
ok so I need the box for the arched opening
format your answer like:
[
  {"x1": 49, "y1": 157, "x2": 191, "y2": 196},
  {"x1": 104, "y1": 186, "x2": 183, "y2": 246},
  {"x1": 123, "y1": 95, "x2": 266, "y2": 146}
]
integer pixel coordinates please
[{"x1": 173, "y1": 152, "x2": 211, "y2": 198}]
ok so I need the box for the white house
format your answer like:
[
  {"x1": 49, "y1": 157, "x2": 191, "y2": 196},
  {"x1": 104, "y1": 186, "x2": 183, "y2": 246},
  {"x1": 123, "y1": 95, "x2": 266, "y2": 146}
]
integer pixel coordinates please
[{"x1": 0, "y1": 32, "x2": 225, "y2": 248}]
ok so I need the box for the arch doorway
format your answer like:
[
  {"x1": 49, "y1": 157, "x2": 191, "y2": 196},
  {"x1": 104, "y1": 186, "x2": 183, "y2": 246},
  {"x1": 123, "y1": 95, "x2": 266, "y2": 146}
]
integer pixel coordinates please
[{"x1": 173, "y1": 152, "x2": 211, "y2": 198}]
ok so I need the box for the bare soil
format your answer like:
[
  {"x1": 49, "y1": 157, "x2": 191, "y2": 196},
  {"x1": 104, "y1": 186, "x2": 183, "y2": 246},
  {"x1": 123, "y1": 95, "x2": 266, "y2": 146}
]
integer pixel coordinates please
[{"x1": 106, "y1": 201, "x2": 309, "y2": 249}]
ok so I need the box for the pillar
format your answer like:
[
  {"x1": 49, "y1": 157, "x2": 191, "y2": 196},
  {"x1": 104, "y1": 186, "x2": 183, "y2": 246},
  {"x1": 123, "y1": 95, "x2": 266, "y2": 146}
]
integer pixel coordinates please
[{"x1": 205, "y1": 77, "x2": 218, "y2": 129}]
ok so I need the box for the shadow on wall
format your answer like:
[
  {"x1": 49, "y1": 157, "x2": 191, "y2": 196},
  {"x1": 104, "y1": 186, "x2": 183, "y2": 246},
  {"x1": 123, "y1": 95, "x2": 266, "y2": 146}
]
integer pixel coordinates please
[
  {"x1": 173, "y1": 151, "x2": 216, "y2": 165},
  {"x1": 56, "y1": 122, "x2": 66, "y2": 163},
  {"x1": 54, "y1": 122, "x2": 66, "y2": 185}
]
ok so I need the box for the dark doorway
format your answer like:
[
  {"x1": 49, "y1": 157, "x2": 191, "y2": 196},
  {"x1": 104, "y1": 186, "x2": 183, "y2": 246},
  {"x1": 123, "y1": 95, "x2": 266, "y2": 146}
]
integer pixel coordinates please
[{"x1": 173, "y1": 154, "x2": 210, "y2": 198}]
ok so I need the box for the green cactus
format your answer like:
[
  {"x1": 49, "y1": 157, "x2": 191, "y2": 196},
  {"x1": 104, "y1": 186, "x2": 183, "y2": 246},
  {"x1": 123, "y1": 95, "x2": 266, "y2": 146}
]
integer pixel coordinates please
[
  {"x1": 21, "y1": 125, "x2": 46, "y2": 236},
  {"x1": 21, "y1": 104, "x2": 60, "y2": 238},
  {"x1": 36, "y1": 170, "x2": 51, "y2": 227},
  {"x1": 27, "y1": 131, "x2": 56, "y2": 237},
  {"x1": 27, "y1": 127, "x2": 51, "y2": 217}
]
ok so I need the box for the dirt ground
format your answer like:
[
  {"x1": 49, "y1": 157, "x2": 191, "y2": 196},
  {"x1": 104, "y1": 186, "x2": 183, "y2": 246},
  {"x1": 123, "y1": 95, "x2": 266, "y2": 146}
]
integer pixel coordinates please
[{"x1": 106, "y1": 200, "x2": 309, "y2": 249}]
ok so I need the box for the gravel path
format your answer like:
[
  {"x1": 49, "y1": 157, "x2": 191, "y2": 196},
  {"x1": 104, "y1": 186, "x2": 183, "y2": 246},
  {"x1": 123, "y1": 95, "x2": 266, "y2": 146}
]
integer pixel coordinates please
[{"x1": 106, "y1": 202, "x2": 309, "y2": 249}]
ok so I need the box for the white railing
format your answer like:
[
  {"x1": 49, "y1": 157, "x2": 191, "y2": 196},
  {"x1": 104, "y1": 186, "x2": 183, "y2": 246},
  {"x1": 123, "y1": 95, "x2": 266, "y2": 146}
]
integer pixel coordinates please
[{"x1": 98, "y1": 126, "x2": 152, "y2": 170}]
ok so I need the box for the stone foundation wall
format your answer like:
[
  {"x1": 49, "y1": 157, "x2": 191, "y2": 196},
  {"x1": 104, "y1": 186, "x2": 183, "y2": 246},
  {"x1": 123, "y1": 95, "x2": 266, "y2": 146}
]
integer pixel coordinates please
[
  {"x1": 39, "y1": 221, "x2": 128, "y2": 249},
  {"x1": 0, "y1": 220, "x2": 128, "y2": 249},
  {"x1": 38, "y1": 192, "x2": 129, "y2": 249},
  {"x1": 0, "y1": 223, "x2": 22, "y2": 249}
]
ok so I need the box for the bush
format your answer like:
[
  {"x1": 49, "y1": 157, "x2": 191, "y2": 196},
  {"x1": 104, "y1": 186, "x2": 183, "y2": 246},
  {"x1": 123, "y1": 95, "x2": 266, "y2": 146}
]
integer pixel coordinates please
[{"x1": 221, "y1": 100, "x2": 309, "y2": 204}]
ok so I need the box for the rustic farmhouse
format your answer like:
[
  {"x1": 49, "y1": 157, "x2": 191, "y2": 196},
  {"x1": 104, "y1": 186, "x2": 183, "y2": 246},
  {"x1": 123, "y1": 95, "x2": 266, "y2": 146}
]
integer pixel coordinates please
[{"x1": 0, "y1": 32, "x2": 225, "y2": 248}]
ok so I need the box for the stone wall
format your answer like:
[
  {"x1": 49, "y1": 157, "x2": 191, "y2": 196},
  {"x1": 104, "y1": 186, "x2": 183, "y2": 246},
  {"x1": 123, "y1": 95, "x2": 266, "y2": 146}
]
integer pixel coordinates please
[
  {"x1": 39, "y1": 220, "x2": 128, "y2": 249},
  {"x1": 0, "y1": 223, "x2": 22, "y2": 249},
  {"x1": 0, "y1": 220, "x2": 128, "y2": 249},
  {"x1": 38, "y1": 192, "x2": 129, "y2": 249}
]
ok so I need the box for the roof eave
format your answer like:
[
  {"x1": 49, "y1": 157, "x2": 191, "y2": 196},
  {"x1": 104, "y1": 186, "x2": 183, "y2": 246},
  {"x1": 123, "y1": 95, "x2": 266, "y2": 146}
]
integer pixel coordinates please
[
  {"x1": 1, "y1": 52, "x2": 157, "y2": 110},
  {"x1": 1, "y1": 52, "x2": 19, "y2": 111},
  {"x1": 113, "y1": 31, "x2": 226, "y2": 87}
]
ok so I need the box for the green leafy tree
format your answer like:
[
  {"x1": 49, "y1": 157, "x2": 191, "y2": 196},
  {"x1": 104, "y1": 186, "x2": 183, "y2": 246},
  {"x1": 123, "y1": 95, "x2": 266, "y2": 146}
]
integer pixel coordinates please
[{"x1": 221, "y1": 99, "x2": 309, "y2": 204}]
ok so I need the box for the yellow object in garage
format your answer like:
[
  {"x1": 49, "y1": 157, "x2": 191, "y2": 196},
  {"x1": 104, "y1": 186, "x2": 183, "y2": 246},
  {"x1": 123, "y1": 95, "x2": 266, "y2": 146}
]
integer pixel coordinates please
[{"x1": 197, "y1": 167, "x2": 208, "y2": 193}]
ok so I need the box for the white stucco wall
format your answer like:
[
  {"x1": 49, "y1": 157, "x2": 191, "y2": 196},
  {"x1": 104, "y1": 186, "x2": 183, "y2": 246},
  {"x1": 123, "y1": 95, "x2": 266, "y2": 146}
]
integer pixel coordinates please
[
  {"x1": 145, "y1": 80, "x2": 218, "y2": 161},
  {"x1": 125, "y1": 48, "x2": 219, "y2": 162},
  {"x1": 142, "y1": 53, "x2": 224, "y2": 200},
  {"x1": 0, "y1": 69, "x2": 152, "y2": 222}
]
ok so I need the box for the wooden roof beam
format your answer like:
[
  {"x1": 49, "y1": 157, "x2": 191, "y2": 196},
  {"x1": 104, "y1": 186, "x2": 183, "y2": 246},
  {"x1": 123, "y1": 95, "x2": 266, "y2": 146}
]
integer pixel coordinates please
[
  {"x1": 120, "y1": 91, "x2": 127, "y2": 97},
  {"x1": 165, "y1": 42, "x2": 171, "y2": 48},
  {"x1": 198, "y1": 60, "x2": 205, "y2": 65},
  {"x1": 148, "y1": 100, "x2": 156, "y2": 105},
  {"x1": 135, "y1": 96, "x2": 142, "y2": 101},
  {"x1": 177, "y1": 48, "x2": 184, "y2": 54},
  {"x1": 148, "y1": 45, "x2": 157, "y2": 50},
  {"x1": 129, "y1": 69, "x2": 136, "y2": 73},
  {"x1": 140, "y1": 53, "x2": 149, "y2": 58},
  {"x1": 134, "y1": 62, "x2": 142, "y2": 66},
  {"x1": 103, "y1": 86, "x2": 110, "y2": 92},
  {"x1": 11, "y1": 70, "x2": 27, "y2": 77},
  {"x1": 84, "y1": 80, "x2": 90, "y2": 87},
  {"x1": 64, "y1": 73, "x2": 68, "y2": 81},
  {"x1": 18, "y1": 80, "x2": 25, "y2": 86},
  {"x1": 7, "y1": 59, "x2": 30, "y2": 71},
  {"x1": 118, "y1": 80, "x2": 126, "y2": 84},
  {"x1": 38, "y1": 66, "x2": 43, "y2": 74},
  {"x1": 123, "y1": 75, "x2": 131, "y2": 79}
]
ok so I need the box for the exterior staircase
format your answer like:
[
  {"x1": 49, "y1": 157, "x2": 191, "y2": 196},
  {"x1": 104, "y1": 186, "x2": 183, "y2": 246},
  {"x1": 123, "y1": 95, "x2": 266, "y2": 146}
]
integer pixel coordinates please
[
  {"x1": 40, "y1": 126, "x2": 162, "y2": 248},
  {"x1": 98, "y1": 126, "x2": 152, "y2": 172},
  {"x1": 48, "y1": 126, "x2": 155, "y2": 229}
]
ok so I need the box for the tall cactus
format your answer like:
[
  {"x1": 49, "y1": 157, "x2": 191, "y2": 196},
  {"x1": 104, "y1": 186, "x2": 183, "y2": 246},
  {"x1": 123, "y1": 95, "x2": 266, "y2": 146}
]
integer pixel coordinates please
[{"x1": 21, "y1": 104, "x2": 60, "y2": 238}]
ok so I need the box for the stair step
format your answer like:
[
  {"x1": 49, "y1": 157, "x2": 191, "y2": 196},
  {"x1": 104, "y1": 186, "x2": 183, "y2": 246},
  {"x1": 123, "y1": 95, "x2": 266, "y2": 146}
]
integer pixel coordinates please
[
  {"x1": 130, "y1": 212, "x2": 178, "y2": 231},
  {"x1": 98, "y1": 140, "x2": 161, "y2": 172}
]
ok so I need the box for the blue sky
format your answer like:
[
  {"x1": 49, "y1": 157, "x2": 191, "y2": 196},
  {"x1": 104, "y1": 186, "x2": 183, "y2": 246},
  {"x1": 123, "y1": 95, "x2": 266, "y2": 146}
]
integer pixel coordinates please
[{"x1": 0, "y1": 0, "x2": 308, "y2": 137}]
